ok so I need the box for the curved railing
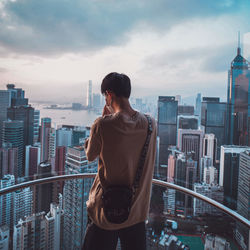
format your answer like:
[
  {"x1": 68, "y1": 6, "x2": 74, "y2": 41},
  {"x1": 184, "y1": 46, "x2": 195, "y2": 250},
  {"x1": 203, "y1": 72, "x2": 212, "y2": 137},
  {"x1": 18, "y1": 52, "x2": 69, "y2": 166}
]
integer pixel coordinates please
[{"x1": 0, "y1": 173, "x2": 249, "y2": 229}]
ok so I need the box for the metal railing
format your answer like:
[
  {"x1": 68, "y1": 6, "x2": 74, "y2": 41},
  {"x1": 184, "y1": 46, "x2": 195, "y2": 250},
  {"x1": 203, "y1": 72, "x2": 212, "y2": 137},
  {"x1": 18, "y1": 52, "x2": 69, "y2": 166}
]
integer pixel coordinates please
[{"x1": 0, "y1": 173, "x2": 249, "y2": 228}]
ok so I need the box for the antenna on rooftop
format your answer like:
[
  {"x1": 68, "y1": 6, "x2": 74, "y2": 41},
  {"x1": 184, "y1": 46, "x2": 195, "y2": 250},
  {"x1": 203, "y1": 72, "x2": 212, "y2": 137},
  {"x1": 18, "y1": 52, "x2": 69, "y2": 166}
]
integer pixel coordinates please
[{"x1": 237, "y1": 31, "x2": 241, "y2": 55}]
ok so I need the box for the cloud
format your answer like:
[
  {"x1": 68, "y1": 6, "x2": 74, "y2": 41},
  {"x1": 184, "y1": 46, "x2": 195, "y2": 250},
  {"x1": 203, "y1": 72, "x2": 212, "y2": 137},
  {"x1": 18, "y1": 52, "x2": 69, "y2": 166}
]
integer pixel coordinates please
[
  {"x1": 0, "y1": 0, "x2": 246, "y2": 56},
  {"x1": 143, "y1": 43, "x2": 239, "y2": 75}
]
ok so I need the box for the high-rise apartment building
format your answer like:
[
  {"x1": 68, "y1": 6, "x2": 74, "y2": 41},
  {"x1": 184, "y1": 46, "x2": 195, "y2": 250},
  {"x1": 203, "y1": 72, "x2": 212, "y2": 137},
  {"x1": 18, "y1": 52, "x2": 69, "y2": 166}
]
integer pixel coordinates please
[
  {"x1": 56, "y1": 127, "x2": 72, "y2": 147},
  {"x1": 193, "y1": 183, "x2": 223, "y2": 216},
  {"x1": 40, "y1": 118, "x2": 51, "y2": 162},
  {"x1": 49, "y1": 128, "x2": 56, "y2": 160},
  {"x1": 203, "y1": 133, "x2": 217, "y2": 166},
  {"x1": 13, "y1": 198, "x2": 64, "y2": 250},
  {"x1": 0, "y1": 175, "x2": 14, "y2": 228},
  {"x1": 203, "y1": 166, "x2": 218, "y2": 185},
  {"x1": 13, "y1": 212, "x2": 47, "y2": 250},
  {"x1": 55, "y1": 146, "x2": 66, "y2": 175},
  {"x1": 33, "y1": 110, "x2": 40, "y2": 144},
  {"x1": 54, "y1": 146, "x2": 66, "y2": 194},
  {"x1": 157, "y1": 96, "x2": 178, "y2": 168},
  {"x1": 235, "y1": 150, "x2": 250, "y2": 250},
  {"x1": 174, "y1": 153, "x2": 196, "y2": 216},
  {"x1": 177, "y1": 129, "x2": 204, "y2": 181},
  {"x1": 200, "y1": 156, "x2": 213, "y2": 183},
  {"x1": 45, "y1": 198, "x2": 64, "y2": 250},
  {"x1": 219, "y1": 145, "x2": 250, "y2": 210},
  {"x1": 25, "y1": 144, "x2": 41, "y2": 177},
  {"x1": 33, "y1": 162, "x2": 54, "y2": 213},
  {"x1": 2, "y1": 120, "x2": 24, "y2": 177},
  {"x1": 227, "y1": 45, "x2": 250, "y2": 146},
  {"x1": 63, "y1": 146, "x2": 97, "y2": 250},
  {"x1": 201, "y1": 97, "x2": 227, "y2": 159},
  {"x1": 0, "y1": 90, "x2": 11, "y2": 147},
  {"x1": 0, "y1": 143, "x2": 18, "y2": 178},
  {"x1": 13, "y1": 187, "x2": 32, "y2": 225},
  {"x1": 87, "y1": 80, "x2": 93, "y2": 108}
]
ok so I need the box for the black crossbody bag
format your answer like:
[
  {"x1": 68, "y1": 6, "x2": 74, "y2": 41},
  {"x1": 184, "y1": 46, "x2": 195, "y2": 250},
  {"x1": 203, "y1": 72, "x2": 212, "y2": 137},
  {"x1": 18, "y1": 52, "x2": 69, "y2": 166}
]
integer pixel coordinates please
[{"x1": 101, "y1": 115, "x2": 152, "y2": 224}]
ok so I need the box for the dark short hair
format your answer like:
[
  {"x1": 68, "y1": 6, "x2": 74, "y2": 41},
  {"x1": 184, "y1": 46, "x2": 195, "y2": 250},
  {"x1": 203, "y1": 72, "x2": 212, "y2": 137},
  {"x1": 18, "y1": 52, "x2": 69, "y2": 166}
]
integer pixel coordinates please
[{"x1": 101, "y1": 72, "x2": 131, "y2": 98}]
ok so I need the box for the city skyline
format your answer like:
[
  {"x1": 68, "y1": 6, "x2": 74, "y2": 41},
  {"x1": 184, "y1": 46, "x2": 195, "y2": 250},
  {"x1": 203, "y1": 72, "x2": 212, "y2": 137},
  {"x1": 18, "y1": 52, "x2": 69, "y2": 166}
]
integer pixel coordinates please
[
  {"x1": 0, "y1": 1, "x2": 249, "y2": 103},
  {"x1": 0, "y1": 1, "x2": 249, "y2": 249}
]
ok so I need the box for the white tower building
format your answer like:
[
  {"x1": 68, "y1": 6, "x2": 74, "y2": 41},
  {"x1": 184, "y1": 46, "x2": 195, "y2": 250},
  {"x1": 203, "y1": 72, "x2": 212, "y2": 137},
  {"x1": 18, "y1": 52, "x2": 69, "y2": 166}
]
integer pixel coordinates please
[{"x1": 87, "y1": 80, "x2": 93, "y2": 108}]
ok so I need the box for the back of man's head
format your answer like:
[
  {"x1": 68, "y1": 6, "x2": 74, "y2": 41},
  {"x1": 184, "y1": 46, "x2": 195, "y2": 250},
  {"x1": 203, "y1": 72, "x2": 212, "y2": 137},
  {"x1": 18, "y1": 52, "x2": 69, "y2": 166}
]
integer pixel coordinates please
[{"x1": 101, "y1": 72, "x2": 131, "y2": 98}]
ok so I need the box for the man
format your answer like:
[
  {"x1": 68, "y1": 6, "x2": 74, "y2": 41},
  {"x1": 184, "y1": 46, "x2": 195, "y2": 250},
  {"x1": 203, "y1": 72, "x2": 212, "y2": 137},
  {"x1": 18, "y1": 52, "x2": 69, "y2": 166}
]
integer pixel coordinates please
[{"x1": 83, "y1": 72, "x2": 157, "y2": 250}]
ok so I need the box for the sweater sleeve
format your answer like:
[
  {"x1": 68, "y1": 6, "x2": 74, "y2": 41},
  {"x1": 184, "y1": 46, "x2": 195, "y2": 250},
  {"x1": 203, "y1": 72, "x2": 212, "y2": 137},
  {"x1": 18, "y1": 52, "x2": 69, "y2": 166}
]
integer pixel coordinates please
[{"x1": 85, "y1": 118, "x2": 102, "y2": 161}]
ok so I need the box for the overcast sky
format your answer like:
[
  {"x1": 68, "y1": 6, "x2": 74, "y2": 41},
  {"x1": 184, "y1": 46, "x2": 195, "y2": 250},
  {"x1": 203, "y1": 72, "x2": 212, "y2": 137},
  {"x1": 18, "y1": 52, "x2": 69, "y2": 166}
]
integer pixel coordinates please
[{"x1": 0, "y1": 0, "x2": 249, "y2": 104}]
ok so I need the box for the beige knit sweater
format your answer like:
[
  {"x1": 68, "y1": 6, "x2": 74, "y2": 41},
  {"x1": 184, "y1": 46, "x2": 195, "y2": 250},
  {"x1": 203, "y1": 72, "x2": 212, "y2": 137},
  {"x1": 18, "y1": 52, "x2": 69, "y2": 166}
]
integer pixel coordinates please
[{"x1": 85, "y1": 111, "x2": 157, "y2": 230}]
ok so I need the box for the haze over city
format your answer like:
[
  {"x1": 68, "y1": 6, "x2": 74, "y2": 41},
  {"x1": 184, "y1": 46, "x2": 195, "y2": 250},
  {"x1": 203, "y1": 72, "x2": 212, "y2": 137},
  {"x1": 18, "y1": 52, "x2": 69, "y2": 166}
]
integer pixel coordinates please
[{"x1": 0, "y1": 0, "x2": 250, "y2": 103}]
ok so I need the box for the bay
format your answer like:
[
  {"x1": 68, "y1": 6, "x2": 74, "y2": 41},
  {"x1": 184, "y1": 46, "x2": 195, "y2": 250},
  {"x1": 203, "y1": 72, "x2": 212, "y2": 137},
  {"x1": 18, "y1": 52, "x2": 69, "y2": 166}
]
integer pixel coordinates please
[{"x1": 32, "y1": 103, "x2": 100, "y2": 128}]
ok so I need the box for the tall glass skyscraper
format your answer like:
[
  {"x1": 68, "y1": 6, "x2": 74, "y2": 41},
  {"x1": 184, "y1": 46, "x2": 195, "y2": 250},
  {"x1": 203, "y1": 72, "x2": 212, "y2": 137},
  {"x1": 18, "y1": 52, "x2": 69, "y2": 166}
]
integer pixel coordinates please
[
  {"x1": 227, "y1": 45, "x2": 250, "y2": 146},
  {"x1": 40, "y1": 118, "x2": 51, "y2": 162},
  {"x1": 0, "y1": 90, "x2": 11, "y2": 147},
  {"x1": 2, "y1": 120, "x2": 24, "y2": 177},
  {"x1": 201, "y1": 97, "x2": 227, "y2": 159},
  {"x1": 157, "y1": 96, "x2": 178, "y2": 169},
  {"x1": 7, "y1": 106, "x2": 34, "y2": 148}
]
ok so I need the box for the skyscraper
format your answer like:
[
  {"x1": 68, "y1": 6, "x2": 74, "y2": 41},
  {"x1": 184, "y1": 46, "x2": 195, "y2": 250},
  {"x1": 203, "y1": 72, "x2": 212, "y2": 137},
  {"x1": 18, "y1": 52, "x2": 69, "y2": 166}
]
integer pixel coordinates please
[
  {"x1": 56, "y1": 127, "x2": 72, "y2": 147},
  {"x1": 7, "y1": 105, "x2": 34, "y2": 147},
  {"x1": 2, "y1": 120, "x2": 24, "y2": 177},
  {"x1": 63, "y1": 146, "x2": 97, "y2": 250},
  {"x1": 227, "y1": 43, "x2": 250, "y2": 146},
  {"x1": 33, "y1": 161, "x2": 54, "y2": 213},
  {"x1": 203, "y1": 133, "x2": 217, "y2": 166},
  {"x1": 13, "y1": 199, "x2": 64, "y2": 250},
  {"x1": 177, "y1": 128, "x2": 204, "y2": 181},
  {"x1": 235, "y1": 150, "x2": 250, "y2": 250},
  {"x1": 13, "y1": 187, "x2": 32, "y2": 225},
  {"x1": 40, "y1": 118, "x2": 51, "y2": 162},
  {"x1": 13, "y1": 212, "x2": 47, "y2": 250},
  {"x1": 0, "y1": 175, "x2": 14, "y2": 228},
  {"x1": 201, "y1": 97, "x2": 227, "y2": 159},
  {"x1": 0, "y1": 90, "x2": 11, "y2": 147},
  {"x1": 174, "y1": 153, "x2": 196, "y2": 216},
  {"x1": 157, "y1": 96, "x2": 178, "y2": 168},
  {"x1": 6, "y1": 84, "x2": 28, "y2": 107},
  {"x1": 33, "y1": 110, "x2": 40, "y2": 144},
  {"x1": 0, "y1": 143, "x2": 18, "y2": 178},
  {"x1": 49, "y1": 128, "x2": 56, "y2": 160},
  {"x1": 55, "y1": 146, "x2": 66, "y2": 194},
  {"x1": 219, "y1": 145, "x2": 250, "y2": 210},
  {"x1": 25, "y1": 144, "x2": 41, "y2": 177},
  {"x1": 87, "y1": 80, "x2": 93, "y2": 108},
  {"x1": 55, "y1": 146, "x2": 66, "y2": 175},
  {"x1": 195, "y1": 93, "x2": 201, "y2": 124}
]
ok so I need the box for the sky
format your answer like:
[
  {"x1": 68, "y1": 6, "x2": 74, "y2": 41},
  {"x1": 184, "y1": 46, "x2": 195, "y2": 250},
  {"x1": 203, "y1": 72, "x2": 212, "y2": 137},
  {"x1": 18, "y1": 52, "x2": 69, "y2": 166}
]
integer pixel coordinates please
[{"x1": 0, "y1": 0, "x2": 250, "y2": 104}]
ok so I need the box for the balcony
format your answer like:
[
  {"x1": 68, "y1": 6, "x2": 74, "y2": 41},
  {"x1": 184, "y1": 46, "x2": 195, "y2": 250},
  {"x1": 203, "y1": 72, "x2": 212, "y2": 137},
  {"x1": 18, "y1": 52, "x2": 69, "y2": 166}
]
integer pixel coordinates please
[{"x1": 0, "y1": 173, "x2": 249, "y2": 250}]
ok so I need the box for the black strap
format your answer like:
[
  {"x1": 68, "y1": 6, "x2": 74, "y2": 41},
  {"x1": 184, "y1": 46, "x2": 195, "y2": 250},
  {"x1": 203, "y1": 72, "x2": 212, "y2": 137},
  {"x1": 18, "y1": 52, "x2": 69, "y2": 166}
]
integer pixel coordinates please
[{"x1": 132, "y1": 114, "x2": 152, "y2": 191}]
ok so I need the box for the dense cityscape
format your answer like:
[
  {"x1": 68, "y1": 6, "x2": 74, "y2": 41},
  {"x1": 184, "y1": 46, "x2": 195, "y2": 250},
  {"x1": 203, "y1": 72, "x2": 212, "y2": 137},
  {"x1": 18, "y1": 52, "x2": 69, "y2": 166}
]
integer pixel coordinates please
[{"x1": 0, "y1": 38, "x2": 249, "y2": 250}]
